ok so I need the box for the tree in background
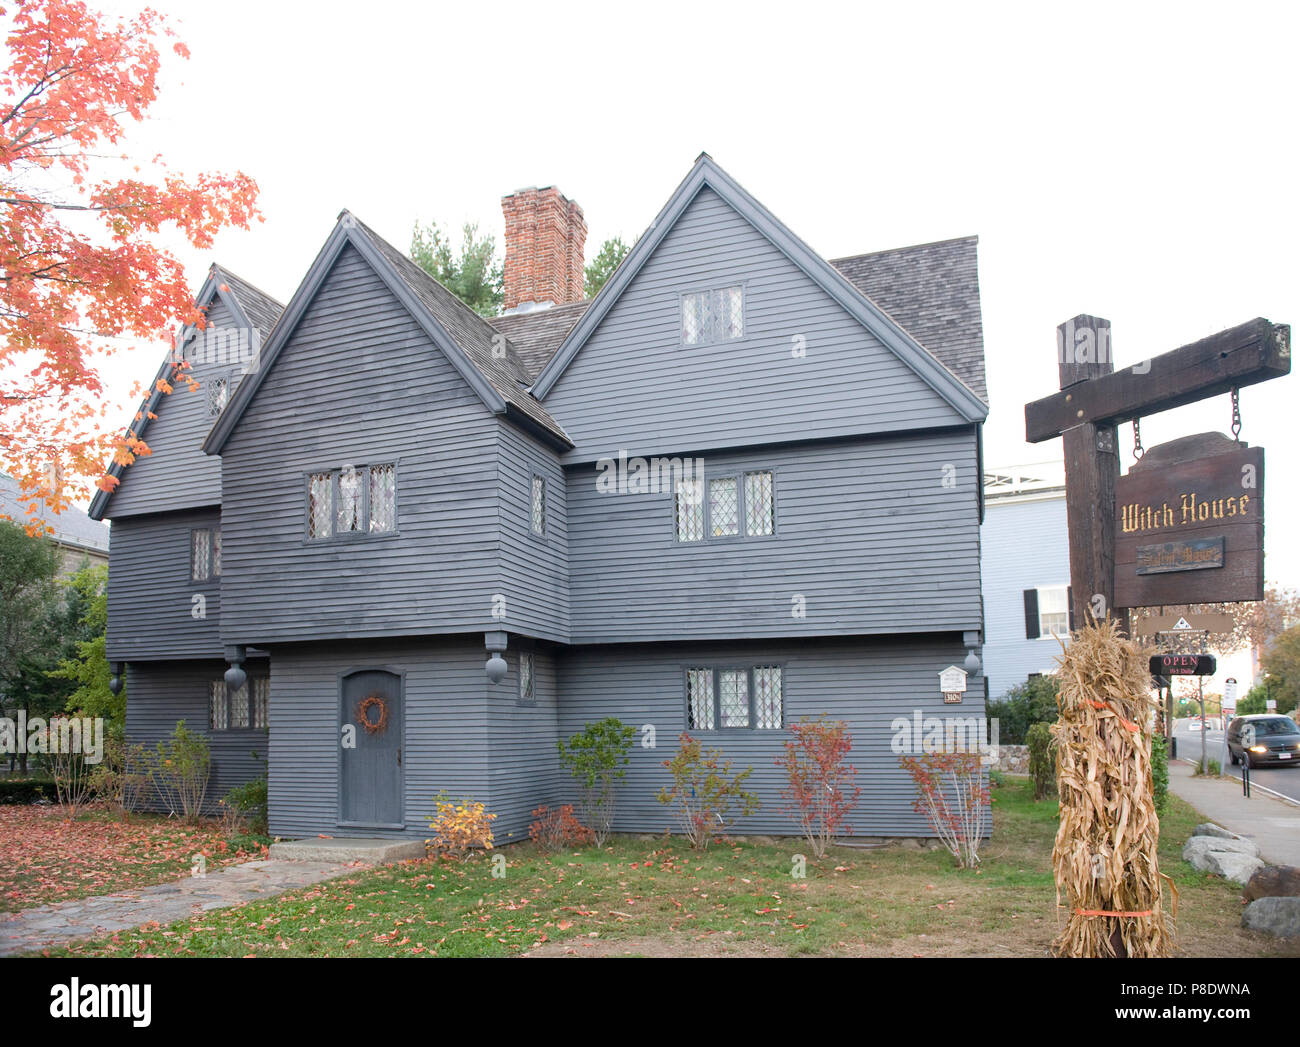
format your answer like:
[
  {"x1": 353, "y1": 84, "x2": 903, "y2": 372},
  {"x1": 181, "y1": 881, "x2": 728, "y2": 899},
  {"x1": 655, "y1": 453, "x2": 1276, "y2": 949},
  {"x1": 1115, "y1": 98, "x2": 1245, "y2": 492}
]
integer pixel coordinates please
[
  {"x1": 50, "y1": 563, "x2": 122, "y2": 728},
  {"x1": 410, "y1": 220, "x2": 503, "y2": 317},
  {"x1": 0, "y1": 0, "x2": 260, "y2": 520},
  {"x1": 1129, "y1": 584, "x2": 1300, "y2": 659},
  {"x1": 1260, "y1": 625, "x2": 1300, "y2": 716},
  {"x1": 0, "y1": 520, "x2": 59, "y2": 770},
  {"x1": 584, "y1": 236, "x2": 631, "y2": 298}
]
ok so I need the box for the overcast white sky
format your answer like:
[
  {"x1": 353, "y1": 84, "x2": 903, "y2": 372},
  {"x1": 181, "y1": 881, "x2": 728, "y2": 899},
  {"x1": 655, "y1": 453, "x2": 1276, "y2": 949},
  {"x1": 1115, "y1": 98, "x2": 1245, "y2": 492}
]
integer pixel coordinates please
[{"x1": 89, "y1": 0, "x2": 1299, "y2": 583}]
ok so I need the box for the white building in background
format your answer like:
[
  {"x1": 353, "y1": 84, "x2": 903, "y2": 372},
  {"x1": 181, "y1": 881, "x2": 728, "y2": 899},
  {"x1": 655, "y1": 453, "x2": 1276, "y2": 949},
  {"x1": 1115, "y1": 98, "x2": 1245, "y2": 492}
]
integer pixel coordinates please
[{"x1": 980, "y1": 462, "x2": 1072, "y2": 698}]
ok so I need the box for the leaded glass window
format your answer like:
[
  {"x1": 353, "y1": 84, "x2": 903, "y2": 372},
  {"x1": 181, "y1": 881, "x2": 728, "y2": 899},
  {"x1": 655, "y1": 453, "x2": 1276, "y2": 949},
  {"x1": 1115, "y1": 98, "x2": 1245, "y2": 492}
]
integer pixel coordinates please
[
  {"x1": 308, "y1": 473, "x2": 332, "y2": 538},
  {"x1": 191, "y1": 528, "x2": 212, "y2": 581},
  {"x1": 709, "y1": 477, "x2": 739, "y2": 537},
  {"x1": 229, "y1": 679, "x2": 250, "y2": 729},
  {"x1": 336, "y1": 467, "x2": 363, "y2": 534},
  {"x1": 680, "y1": 287, "x2": 744, "y2": 346},
  {"x1": 686, "y1": 668, "x2": 715, "y2": 730},
  {"x1": 754, "y1": 666, "x2": 783, "y2": 729},
  {"x1": 252, "y1": 677, "x2": 270, "y2": 729},
  {"x1": 720, "y1": 669, "x2": 750, "y2": 728},
  {"x1": 720, "y1": 286, "x2": 744, "y2": 340},
  {"x1": 675, "y1": 478, "x2": 704, "y2": 542},
  {"x1": 209, "y1": 680, "x2": 228, "y2": 731},
  {"x1": 212, "y1": 528, "x2": 222, "y2": 577},
  {"x1": 370, "y1": 464, "x2": 396, "y2": 533},
  {"x1": 208, "y1": 376, "x2": 228, "y2": 416},
  {"x1": 744, "y1": 471, "x2": 774, "y2": 536},
  {"x1": 530, "y1": 475, "x2": 546, "y2": 535},
  {"x1": 519, "y1": 652, "x2": 535, "y2": 704}
]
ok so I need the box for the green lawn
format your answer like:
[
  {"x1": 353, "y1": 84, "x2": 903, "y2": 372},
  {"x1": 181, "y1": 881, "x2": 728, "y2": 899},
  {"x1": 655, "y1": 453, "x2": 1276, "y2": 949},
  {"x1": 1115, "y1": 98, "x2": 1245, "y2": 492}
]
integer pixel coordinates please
[{"x1": 39, "y1": 778, "x2": 1296, "y2": 957}]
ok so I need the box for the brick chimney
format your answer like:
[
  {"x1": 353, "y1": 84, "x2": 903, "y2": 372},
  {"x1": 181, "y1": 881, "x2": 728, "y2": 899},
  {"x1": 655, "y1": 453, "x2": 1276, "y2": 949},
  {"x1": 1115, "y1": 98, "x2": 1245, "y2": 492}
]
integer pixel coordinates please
[{"x1": 501, "y1": 186, "x2": 587, "y2": 313}]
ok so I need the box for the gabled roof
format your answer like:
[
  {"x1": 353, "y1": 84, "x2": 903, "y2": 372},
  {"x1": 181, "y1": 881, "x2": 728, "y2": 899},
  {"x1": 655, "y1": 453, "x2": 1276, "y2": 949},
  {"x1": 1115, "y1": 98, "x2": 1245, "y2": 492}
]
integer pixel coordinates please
[
  {"x1": 2, "y1": 473, "x2": 110, "y2": 552},
  {"x1": 488, "y1": 300, "x2": 592, "y2": 380},
  {"x1": 831, "y1": 236, "x2": 987, "y2": 403},
  {"x1": 529, "y1": 154, "x2": 988, "y2": 424},
  {"x1": 88, "y1": 267, "x2": 286, "y2": 521},
  {"x1": 203, "y1": 213, "x2": 571, "y2": 456}
]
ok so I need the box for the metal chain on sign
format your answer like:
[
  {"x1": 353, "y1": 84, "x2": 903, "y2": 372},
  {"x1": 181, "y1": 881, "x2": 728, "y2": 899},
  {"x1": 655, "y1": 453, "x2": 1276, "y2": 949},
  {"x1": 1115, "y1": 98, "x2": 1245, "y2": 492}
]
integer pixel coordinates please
[
  {"x1": 1230, "y1": 386, "x2": 1242, "y2": 441},
  {"x1": 1132, "y1": 417, "x2": 1144, "y2": 459}
]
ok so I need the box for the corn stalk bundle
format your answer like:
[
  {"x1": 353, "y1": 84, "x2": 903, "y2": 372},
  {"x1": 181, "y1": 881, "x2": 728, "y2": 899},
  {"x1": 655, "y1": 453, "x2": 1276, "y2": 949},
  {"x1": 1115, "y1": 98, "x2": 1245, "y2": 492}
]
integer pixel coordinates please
[{"x1": 1051, "y1": 619, "x2": 1174, "y2": 958}]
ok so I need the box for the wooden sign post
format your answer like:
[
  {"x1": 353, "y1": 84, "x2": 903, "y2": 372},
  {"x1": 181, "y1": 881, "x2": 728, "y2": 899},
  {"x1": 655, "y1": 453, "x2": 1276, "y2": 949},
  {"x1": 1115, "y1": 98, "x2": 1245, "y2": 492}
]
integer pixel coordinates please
[{"x1": 1027, "y1": 316, "x2": 1290, "y2": 628}]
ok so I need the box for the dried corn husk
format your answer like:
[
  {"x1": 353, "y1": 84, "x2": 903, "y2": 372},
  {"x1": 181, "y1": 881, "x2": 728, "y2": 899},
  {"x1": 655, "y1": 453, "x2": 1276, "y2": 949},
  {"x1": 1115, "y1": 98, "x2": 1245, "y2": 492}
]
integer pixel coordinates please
[{"x1": 1051, "y1": 619, "x2": 1173, "y2": 958}]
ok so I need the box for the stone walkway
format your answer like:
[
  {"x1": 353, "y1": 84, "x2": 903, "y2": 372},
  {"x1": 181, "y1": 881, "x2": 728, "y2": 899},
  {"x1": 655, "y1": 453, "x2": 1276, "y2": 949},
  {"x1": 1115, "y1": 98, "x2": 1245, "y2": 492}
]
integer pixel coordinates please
[{"x1": 0, "y1": 858, "x2": 360, "y2": 956}]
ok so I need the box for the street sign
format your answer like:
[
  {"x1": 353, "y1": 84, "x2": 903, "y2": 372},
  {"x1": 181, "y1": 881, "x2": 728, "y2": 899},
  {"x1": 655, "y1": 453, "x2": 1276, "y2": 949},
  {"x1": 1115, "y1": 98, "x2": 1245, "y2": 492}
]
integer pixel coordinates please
[
  {"x1": 1224, "y1": 677, "x2": 1238, "y2": 703},
  {"x1": 1116, "y1": 438, "x2": 1264, "y2": 607},
  {"x1": 1133, "y1": 612, "x2": 1234, "y2": 636},
  {"x1": 1149, "y1": 654, "x2": 1217, "y2": 677}
]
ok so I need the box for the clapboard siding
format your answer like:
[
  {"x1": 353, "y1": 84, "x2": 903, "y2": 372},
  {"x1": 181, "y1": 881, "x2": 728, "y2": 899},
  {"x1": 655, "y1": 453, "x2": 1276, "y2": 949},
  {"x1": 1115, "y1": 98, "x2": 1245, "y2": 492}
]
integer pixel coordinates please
[
  {"x1": 108, "y1": 299, "x2": 247, "y2": 518},
  {"x1": 106, "y1": 508, "x2": 224, "y2": 661},
  {"x1": 124, "y1": 659, "x2": 268, "y2": 811},
  {"x1": 556, "y1": 636, "x2": 987, "y2": 838},
  {"x1": 495, "y1": 422, "x2": 570, "y2": 642},
  {"x1": 980, "y1": 494, "x2": 1071, "y2": 697},
  {"x1": 564, "y1": 429, "x2": 981, "y2": 642},
  {"x1": 541, "y1": 187, "x2": 966, "y2": 464},
  {"x1": 488, "y1": 644, "x2": 562, "y2": 842},
  {"x1": 266, "y1": 637, "x2": 491, "y2": 839},
  {"x1": 218, "y1": 245, "x2": 506, "y2": 646}
]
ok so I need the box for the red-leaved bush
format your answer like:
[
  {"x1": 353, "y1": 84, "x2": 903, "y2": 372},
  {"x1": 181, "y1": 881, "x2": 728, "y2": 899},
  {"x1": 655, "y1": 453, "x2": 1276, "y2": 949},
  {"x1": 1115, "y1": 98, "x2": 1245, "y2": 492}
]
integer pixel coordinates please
[
  {"x1": 898, "y1": 750, "x2": 989, "y2": 868},
  {"x1": 777, "y1": 716, "x2": 861, "y2": 858},
  {"x1": 528, "y1": 804, "x2": 594, "y2": 852}
]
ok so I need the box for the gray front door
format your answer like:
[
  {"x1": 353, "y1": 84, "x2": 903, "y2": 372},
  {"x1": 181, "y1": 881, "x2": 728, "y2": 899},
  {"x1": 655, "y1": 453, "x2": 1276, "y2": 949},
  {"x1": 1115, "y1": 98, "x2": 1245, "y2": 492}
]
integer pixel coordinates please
[{"x1": 340, "y1": 669, "x2": 403, "y2": 827}]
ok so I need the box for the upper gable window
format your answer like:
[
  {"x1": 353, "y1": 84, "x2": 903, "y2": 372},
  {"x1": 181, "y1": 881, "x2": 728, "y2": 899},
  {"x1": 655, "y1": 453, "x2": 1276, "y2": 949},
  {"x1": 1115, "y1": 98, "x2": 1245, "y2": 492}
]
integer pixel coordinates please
[
  {"x1": 681, "y1": 286, "x2": 744, "y2": 346},
  {"x1": 208, "y1": 376, "x2": 229, "y2": 417},
  {"x1": 308, "y1": 464, "x2": 397, "y2": 541},
  {"x1": 191, "y1": 527, "x2": 221, "y2": 582}
]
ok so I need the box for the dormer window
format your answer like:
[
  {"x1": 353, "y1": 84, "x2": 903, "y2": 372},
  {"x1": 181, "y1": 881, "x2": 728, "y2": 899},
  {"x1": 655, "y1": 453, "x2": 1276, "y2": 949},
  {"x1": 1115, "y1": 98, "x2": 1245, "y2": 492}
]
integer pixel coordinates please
[
  {"x1": 208, "y1": 376, "x2": 229, "y2": 416},
  {"x1": 681, "y1": 286, "x2": 744, "y2": 346}
]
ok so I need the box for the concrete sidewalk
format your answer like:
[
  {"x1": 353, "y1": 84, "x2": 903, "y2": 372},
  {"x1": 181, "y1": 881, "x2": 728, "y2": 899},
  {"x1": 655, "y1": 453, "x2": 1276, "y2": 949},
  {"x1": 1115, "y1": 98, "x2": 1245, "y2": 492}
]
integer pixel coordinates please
[{"x1": 1168, "y1": 760, "x2": 1300, "y2": 867}]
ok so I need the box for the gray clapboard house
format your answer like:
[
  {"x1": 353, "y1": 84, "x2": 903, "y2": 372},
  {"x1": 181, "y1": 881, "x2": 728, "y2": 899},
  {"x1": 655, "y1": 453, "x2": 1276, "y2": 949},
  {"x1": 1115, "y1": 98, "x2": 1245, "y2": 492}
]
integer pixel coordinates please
[{"x1": 91, "y1": 155, "x2": 990, "y2": 841}]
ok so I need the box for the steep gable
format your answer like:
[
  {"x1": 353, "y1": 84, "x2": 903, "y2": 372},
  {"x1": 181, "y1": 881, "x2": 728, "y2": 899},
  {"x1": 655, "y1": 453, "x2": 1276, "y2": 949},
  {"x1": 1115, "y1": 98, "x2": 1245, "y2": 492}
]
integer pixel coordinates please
[
  {"x1": 89, "y1": 268, "x2": 284, "y2": 520},
  {"x1": 530, "y1": 158, "x2": 987, "y2": 463}
]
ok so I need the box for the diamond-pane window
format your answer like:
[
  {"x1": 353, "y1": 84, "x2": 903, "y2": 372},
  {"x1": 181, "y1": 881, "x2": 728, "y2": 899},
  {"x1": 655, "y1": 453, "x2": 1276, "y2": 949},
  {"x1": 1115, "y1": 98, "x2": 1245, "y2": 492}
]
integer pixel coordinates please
[
  {"x1": 682, "y1": 292, "x2": 705, "y2": 345},
  {"x1": 745, "y1": 471, "x2": 774, "y2": 536},
  {"x1": 336, "y1": 467, "x2": 363, "y2": 533},
  {"x1": 675, "y1": 478, "x2": 704, "y2": 542},
  {"x1": 229, "y1": 679, "x2": 250, "y2": 729},
  {"x1": 208, "y1": 376, "x2": 228, "y2": 416},
  {"x1": 530, "y1": 475, "x2": 546, "y2": 535},
  {"x1": 686, "y1": 668, "x2": 715, "y2": 730},
  {"x1": 721, "y1": 286, "x2": 744, "y2": 340},
  {"x1": 754, "y1": 666, "x2": 783, "y2": 729},
  {"x1": 308, "y1": 473, "x2": 332, "y2": 538},
  {"x1": 212, "y1": 528, "x2": 223, "y2": 577},
  {"x1": 709, "y1": 477, "x2": 739, "y2": 537},
  {"x1": 191, "y1": 528, "x2": 212, "y2": 581},
  {"x1": 209, "y1": 680, "x2": 228, "y2": 731},
  {"x1": 519, "y1": 652, "x2": 535, "y2": 703},
  {"x1": 252, "y1": 677, "x2": 269, "y2": 729},
  {"x1": 720, "y1": 670, "x2": 750, "y2": 728},
  {"x1": 370, "y1": 464, "x2": 396, "y2": 533}
]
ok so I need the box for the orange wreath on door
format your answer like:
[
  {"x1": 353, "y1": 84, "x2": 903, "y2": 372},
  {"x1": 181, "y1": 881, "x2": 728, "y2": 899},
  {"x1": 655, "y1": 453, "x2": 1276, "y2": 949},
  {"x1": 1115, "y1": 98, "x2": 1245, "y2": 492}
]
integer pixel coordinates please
[{"x1": 356, "y1": 693, "x2": 389, "y2": 734}]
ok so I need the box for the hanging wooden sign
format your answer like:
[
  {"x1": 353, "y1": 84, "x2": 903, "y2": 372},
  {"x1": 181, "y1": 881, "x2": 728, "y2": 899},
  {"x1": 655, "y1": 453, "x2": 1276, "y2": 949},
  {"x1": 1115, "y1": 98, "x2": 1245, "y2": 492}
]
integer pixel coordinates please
[{"x1": 1115, "y1": 433, "x2": 1263, "y2": 607}]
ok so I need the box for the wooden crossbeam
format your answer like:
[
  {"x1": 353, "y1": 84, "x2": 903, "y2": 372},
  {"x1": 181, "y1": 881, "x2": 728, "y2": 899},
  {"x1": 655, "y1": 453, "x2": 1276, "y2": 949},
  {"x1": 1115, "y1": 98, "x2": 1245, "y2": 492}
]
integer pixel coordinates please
[{"x1": 1025, "y1": 317, "x2": 1290, "y2": 443}]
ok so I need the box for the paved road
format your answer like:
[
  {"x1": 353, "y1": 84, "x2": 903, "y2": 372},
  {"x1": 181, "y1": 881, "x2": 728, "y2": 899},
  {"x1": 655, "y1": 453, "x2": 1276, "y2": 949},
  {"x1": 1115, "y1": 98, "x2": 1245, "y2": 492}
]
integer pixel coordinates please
[{"x1": 1172, "y1": 719, "x2": 1300, "y2": 804}]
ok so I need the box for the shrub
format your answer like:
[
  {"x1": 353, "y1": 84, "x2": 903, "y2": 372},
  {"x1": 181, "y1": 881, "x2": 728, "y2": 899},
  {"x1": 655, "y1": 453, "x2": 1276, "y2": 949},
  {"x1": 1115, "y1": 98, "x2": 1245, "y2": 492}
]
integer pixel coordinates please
[
  {"x1": 657, "y1": 731, "x2": 759, "y2": 850},
  {"x1": 987, "y1": 674, "x2": 1060, "y2": 744},
  {"x1": 776, "y1": 716, "x2": 861, "y2": 858},
  {"x1": 88, "y1": 734, "x2": 149, "y2": 814},
  {"x1": 899, "y1": 750, "x2": 989, "y2": 869},
  {"x1": 220, "y1": 765, "x2": 268, "y2": 835},
  {"x1": 1026, "y1": 721, "x2": 1056, "y2": 801},
  {"x1": 1150, "y1": 733, "x2": 1169, "y2": 815},
  {"x1": 529, "y1": 804, "x2": 594, "y2": 852},
  {"x1": 45, "y1": 715, "x2": 96, "y2": 818},
  {"x1": 1192, "y1": 758, "x2": 1221, "y2": 777},
  {"x1": 556, "y1": 717, "x2": 634, "y2": 847},
  {"x1": 0, "y1": 777, "x2": 56, "y2": 804},
  {"x1": 426, "y1": 794, "x2": 495, "y2": 860},
  {"x1": 148, "y1": 720, "x2": 210, "y2": 823}
]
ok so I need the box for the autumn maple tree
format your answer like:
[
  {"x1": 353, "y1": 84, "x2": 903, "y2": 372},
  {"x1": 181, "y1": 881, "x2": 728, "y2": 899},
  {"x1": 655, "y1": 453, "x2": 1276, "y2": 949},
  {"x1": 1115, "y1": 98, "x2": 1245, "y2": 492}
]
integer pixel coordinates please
[{"x1": 0, "y1": 0, "x2": 259, "y2": 524}]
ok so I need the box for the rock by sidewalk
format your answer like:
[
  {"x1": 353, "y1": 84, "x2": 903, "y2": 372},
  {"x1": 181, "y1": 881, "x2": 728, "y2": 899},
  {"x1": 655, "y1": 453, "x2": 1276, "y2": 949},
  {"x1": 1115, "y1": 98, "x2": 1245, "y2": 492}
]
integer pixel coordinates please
[
  {"x1": 1242, "y1": 897, "x2": 1300, "y2": 938},
  {"x1": 1244, "y1": 865, "x2": 1300, "y2": 903},
  {"x1": 1183, "y1": 834, "x2": 1264, "y2": 885},
  {"x1": 1193, "y1": 822, "x2": 1240, "y2": 840}
]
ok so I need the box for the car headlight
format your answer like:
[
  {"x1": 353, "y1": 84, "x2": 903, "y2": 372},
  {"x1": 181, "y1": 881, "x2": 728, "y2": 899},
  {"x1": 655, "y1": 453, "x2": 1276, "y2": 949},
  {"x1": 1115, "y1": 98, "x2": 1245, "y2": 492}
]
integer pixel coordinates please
[{"x1": 1249, "y1": 745, "x2": 1268, "y2": 753}]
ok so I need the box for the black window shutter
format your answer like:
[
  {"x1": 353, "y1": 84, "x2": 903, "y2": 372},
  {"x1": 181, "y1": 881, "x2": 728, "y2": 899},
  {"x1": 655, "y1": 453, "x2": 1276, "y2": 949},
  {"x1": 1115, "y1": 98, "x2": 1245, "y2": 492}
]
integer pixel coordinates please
[
  {"x1": 1067, "y1": 586, "x2": 1076, "y2": 631},
  {"x1": 1023, "y1": 589, "x2": 1040, "y2": 639}
]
